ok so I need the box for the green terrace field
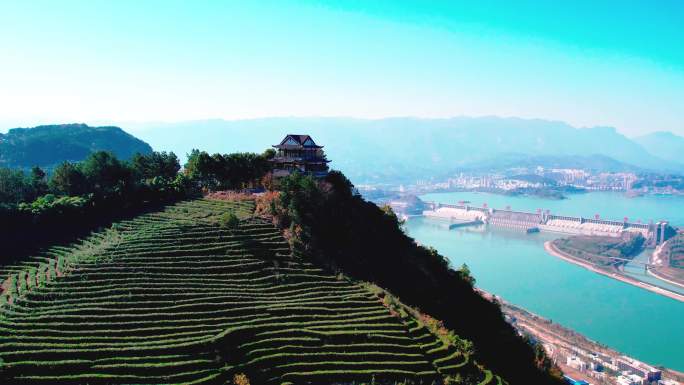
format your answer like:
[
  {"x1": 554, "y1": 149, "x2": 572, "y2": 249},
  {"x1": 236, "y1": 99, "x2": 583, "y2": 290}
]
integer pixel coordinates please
[{"x1": 0, "y1": 198, "x2": 501, "y2": 384}]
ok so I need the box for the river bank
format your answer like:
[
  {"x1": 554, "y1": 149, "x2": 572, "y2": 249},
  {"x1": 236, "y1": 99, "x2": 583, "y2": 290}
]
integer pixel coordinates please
[
  {"x1": 407, "y1": 215, "x2": 684, "y2": 370},
  {"x1": 408, "y1": 191, "x2": 684, "y2": 371},
  {"x1": 477, "y1": 288, "x2": 684, "y2": 385},
  {"x1": 648, "y1": 268, "x2": 684, "y2": 289},
  {"x1": 544, "y1": 240, "x2": 684, "y2": 302}
]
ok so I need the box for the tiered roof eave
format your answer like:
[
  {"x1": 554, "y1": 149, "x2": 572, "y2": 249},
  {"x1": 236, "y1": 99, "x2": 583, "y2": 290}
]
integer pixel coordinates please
[
  {"x1": 269, "y1": 157, "x2": 331, "y2": 164},
  {"x1": 272, "y1": 144, "x2": 324, "y2": 150}
]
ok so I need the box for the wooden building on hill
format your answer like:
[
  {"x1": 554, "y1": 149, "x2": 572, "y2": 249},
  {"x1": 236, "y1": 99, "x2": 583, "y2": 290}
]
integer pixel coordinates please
[{"x1": 270, "y1": 134, "x2": 330, "y2": 178}]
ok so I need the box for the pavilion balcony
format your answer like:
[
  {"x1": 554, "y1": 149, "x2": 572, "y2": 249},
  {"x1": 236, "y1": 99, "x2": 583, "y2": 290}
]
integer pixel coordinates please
[
  {"x1": 270, "y1": 156, "x2": 330, "y2": 163},
  {"x1": 272, "y1": 168, "x2": 329, "y2": 178}
]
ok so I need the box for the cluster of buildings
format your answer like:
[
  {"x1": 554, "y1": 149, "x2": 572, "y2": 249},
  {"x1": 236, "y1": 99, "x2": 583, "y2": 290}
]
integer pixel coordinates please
[
  {"x1": 428, "y1": 173, "x2": 548, "y2": 191},
  {"x1": 438, "y1": 168, "x2": 640, "y2": 192},
  {"x1": 550, "y1": 343, "x2": 676, "y2": 385},
  {"x1": 261, "y1": 135, "x2": 680, "y2": 200},
  {"x1": 439, "y1": 174, "x2": 498, "y2": 190},
  {"x1": 501, "y1": 302, "x2": 681, "y2": 385},
  {"x1": 373, "y1": 166, "x2": 684, "y2": 205},
  {"x1": 583, "y1": 172, "x2": 639, "y2": 191},
  {"x1": 548, "y1": 168, "x2": 591, "y2": 184},
  {"x1": 630, "y1": 174, "x2": 684, "y2": 195},
  {"x1": 409, "y1": 167, "x2": 679, "y2": 194}
]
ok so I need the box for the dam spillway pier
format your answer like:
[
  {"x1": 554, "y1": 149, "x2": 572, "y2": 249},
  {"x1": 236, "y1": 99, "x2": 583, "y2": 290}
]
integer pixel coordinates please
[
  {"x1": 422, "y1": 202, "x2": 672, "y2": 246},
  {"x1": 448, "y1": 220, "x2": 484, "y2": 229}
]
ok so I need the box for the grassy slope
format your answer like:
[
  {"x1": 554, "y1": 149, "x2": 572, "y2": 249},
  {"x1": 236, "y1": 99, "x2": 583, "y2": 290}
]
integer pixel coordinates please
[
  {"x1": 553, "y1": 235, "x2": 644, "y2": 267},
  {"x1": 0, "y1": 198, "x2": 500, "y2": 384}
]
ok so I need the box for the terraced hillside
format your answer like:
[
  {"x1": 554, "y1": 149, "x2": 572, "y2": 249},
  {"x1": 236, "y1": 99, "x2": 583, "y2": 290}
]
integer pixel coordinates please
[{"x1": 0, "y1": 198, "x2": 501, "y2": 384}]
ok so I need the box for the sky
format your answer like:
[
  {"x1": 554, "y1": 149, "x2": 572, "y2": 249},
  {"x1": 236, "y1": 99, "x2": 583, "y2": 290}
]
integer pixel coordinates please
[{"x1": 0, "y1": 0, "x2": 683, "y2": 136}]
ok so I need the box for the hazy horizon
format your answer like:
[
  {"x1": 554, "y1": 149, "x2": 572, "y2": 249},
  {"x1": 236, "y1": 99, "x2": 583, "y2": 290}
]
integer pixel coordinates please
[
  {"x1": 1, "y1": 115, "x2": 681, "y2": 140},
  {"x1": 1, "y1": 0, "x2": 683, "y2": 136}
]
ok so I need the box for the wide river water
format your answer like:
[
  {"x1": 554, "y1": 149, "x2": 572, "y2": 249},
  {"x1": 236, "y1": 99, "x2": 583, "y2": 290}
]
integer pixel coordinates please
[{"x1": 407, "y1": 191, "x2": 684, "y2": 371}]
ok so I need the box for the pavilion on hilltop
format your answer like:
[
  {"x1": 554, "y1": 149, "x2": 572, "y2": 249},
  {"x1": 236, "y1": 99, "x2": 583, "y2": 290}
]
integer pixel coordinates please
[{"x1": 270, "y1": 134, "x2": 330, "y2": 178}]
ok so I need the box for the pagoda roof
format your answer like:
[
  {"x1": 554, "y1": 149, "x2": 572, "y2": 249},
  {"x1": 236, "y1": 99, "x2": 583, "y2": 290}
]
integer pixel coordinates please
[{"x1": 273, "y1": 134, "x2": 323, "y2": 149}]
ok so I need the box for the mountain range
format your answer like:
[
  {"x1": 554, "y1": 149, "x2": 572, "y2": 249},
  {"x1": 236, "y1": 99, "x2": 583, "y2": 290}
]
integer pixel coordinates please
[
  {"x1": 634, "y1": 131, "x2": 684, "y2": 166},
  {"x1": 123, "y1": 117, "x2": 684, "y2": 183},
  {"x1": 3, "y1": 118, "x2": 683, "y2": 183}
]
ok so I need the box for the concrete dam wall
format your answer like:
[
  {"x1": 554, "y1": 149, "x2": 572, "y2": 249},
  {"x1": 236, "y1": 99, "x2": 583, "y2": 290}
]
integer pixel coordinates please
[{"x1": 422, "y1": 202, "x2": 667, "y2": 245}]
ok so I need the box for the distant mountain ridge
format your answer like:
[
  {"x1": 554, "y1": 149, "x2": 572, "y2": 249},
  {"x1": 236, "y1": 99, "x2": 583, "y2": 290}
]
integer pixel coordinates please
[
  {"x1": 123, "y1": 117, "x2": 684, "y2": 183},
  {"x1": 457, "y1": 153, "x2": 642, "y2": 173},
  {"x1": 0, "y1": 123, "x2": 153, "y2": 169},
  {"x1": 634, "y1": 131, "x2": 684, "y2": 167}
]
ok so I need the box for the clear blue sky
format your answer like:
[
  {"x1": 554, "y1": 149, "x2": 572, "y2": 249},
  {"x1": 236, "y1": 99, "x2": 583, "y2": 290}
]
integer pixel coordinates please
[{"x1": 1, "y1": 0, "x2": 682, "y2": 136}]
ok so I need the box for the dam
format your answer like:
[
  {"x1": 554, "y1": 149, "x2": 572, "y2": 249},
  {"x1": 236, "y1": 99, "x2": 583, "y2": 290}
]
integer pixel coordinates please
[{"x1": 422, "y1": 202, "x2": 671, "y2": 246}]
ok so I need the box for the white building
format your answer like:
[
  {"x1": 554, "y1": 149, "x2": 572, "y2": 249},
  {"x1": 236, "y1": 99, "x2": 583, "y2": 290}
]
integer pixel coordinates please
[
  {"x1": 566, "y1": 356, "x2": 587, "y2": 371},
  {"x1": 658, "y1": 380, "x2": 680, "y2": 385},
  {"x1": 616, "y1": 374, "x2": 643, "y2": 385}
]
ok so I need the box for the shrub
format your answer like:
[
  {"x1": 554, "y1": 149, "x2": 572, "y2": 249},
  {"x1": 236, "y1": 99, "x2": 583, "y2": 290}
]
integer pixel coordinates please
[
  {"x1": 205, "y1": 190, "x2": 255, "y2": 201},
  {"x1": 18, "y1": 272, "x2": 27, "y2": 294},
  {"x1": 47, "y1": 260, "x2": 56, "y2": 281},
  {"x1": 381, "y1": 204, "x2": 406, "y2": 230},
  {"x1": 5, "y1": 275, "x2": 17, "y2": 296},
  {"x1": 444, "y1": 374, "x2": 463, "y2": 384},
  {"x1": 56, "y1": 256, "x2": 65, "y2": 275},
  {"x1": 255, "y1": 191, "x2": 280, "y2": 219},
  {"x1": 220, "y1": 212, "x2": 240, "y2": 230},
  {"x1": 18, "y1": 194, "x2": 91, "y2": 216},
  {"x1": 233, "y1": 373, "x2": 250, "y2": 385},
  {"x1": 457, "y1": 264, "x2": 476, "y2": 287},
  {"x1": 23, "y1": 269, "x2": 33, "y2": 289},
  {"x1": 36, "y1": 264, "x2": 48, "y2": 287}
]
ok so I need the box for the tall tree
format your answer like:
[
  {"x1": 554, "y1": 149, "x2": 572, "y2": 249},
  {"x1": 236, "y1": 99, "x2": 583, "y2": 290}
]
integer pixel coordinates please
[
  {"x1": 80, "y1": 151, "x2": 132, "y2": 198},
  {"x1": 49, "y1": 162, "x2": 87, "y2": 196},
  {"x1": 0, "y1": 168, "x2": 30, "y2": 204},
  {"x1": 131, "y1": 151, "x2": 180, "y2": 180},
  {"x1": 29, "y1": 166, "x2": 49, "y2": 199}
]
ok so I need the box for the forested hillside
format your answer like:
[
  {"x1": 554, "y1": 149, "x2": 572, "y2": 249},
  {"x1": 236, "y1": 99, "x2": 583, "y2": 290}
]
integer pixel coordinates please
[
  {"x1": 0, "y1": 124, "x2": 152, "y2": 170},
  {"x1": 0, "y1": 150, "x2": 189, "y2": 263},
  {"x1": 0, "y1": 148, "x2": 273, "y2": 264},
  {"x1": 0, "y1": 145, "x2": 562, "y2": 384}
]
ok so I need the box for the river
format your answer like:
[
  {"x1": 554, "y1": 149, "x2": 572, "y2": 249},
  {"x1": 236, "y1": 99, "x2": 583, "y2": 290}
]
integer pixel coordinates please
[{"x1": 406, "y1": 191, "x2": 684, "y2": 371}]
